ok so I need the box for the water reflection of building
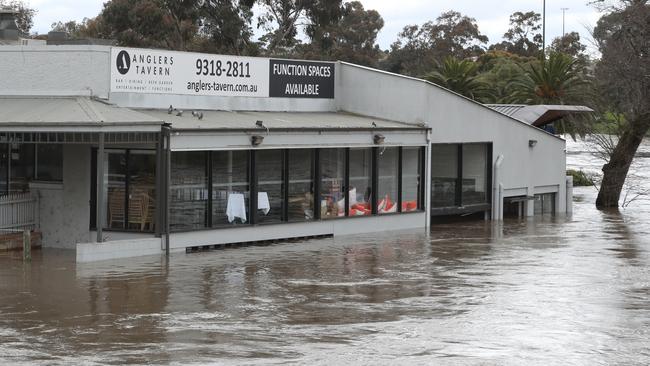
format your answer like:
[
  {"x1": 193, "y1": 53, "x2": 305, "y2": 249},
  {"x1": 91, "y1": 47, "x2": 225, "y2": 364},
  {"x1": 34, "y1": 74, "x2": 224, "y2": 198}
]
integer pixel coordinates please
[{"x1": 0, "y1": 11, "x2": 589, "y2": 262}]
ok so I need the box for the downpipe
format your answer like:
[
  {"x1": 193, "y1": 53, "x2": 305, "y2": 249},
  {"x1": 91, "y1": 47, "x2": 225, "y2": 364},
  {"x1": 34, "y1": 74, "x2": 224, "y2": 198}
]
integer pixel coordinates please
[{"x1": 492, "y1": 155, "x2": 504, "y2": 221}]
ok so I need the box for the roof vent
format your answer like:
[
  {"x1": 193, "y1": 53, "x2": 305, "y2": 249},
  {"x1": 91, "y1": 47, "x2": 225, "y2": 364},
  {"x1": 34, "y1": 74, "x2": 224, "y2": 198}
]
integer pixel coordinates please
[{"x1": 0, "y1": 8, "x2": 19, "y2": 41}]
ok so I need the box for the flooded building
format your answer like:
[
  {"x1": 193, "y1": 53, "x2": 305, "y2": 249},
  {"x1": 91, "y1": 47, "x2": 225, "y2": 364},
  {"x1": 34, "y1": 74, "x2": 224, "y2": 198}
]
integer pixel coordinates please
[{"x1": 0, "y1": 39, "x2": 584, "y2": 261}]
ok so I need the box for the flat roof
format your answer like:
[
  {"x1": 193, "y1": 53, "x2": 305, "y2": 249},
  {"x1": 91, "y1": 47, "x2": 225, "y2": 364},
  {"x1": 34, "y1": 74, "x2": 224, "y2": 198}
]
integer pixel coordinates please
[
  {"x1": 142, "y1": 109, "x2": 429, "y2": 132},
  {"x1": 0, "y1": 97, "x2": 164, "y2": 132},
  {"x1": 487, "y1": 104, "x2": 594, "y2": 127}
]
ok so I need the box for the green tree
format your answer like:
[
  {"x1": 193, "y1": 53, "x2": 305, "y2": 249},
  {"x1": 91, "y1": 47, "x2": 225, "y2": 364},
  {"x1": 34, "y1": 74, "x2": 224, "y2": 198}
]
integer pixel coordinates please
[
  {"x1": 50, "y1": 18, "x2": 103, "y2": 39},
  {"x1": 491, "y1": 11, "x2": 543, "y2": 58},
  {"x1": 384, "y1": 11, "x2": 489, "y2": 76},
  {"x1": 549, "y1": 31, "x2": 589, "y2": 68},
  {"x1": 97, "y1": 0, "x2": 200, "y2": 50},
  {"x1": 476, "y1": 50, "x2": 533, "y2": 103},
  {"x1": 257, "y1": 0, "x2": 308, "y2": 56},
  {"x1": 0, "y1": 0, "x2": 35, "y2": 35},
  {"x1": 592, "y1": 0, "x2": 650, "y2": 208},
  {"x1": 510, "y1": 52, "x2": 587, "y2": 104},
  {"x1": 198, "y1": 0, "x2": 258, "y2": 55},
  {"x1": 299, "y1": 1, "x2": 384, "y2": 66},
  {"x1": 423, "y1": 56, "x2": 488, "y2": 101}
]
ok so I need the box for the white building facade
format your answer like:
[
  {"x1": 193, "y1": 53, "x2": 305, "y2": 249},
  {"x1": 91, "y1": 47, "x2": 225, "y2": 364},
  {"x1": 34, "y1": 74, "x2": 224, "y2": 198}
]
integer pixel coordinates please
[{"x1": 0, "y1": 45, "x2": 572, "y2": 262}]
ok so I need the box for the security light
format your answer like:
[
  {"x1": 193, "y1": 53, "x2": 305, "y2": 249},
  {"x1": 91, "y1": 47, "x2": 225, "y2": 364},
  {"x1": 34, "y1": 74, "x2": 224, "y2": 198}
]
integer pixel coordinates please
[
  {"x1": 529, "y1": 139, "x2": 538, "y2": 148},
  {"x1": 251, "y1": 135, "x2": 264, "y2": 146}
]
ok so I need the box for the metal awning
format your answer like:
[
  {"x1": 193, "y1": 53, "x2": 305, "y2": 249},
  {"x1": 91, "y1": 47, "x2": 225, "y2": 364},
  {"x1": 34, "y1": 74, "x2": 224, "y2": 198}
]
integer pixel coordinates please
[
  {"x1": 0, "y1": 97, "x2": 164, "y2": 133},
  {"x1": 486, "y1": 104, "x2": 593, "y2": 127},
  {"x1": 141, "y1": 109, "x2": 429, "y2": 132}
]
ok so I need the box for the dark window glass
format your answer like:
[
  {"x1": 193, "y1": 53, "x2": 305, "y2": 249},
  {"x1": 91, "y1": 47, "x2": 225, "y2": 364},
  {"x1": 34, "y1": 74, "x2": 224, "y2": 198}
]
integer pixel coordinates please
[
  {"x1": 0, "y1": 144, "x2": 8, "y2": 194},
  {"x1": 348, "y1": 148, "x2": 372, "y2": 216},
  {"x1": 402, "y1": 147, "x2": 421, "y2": 212},
  {"x1": 9, "y1": 143, "x2": 35, "y2": 192},
  {"x1": 256, "y1": 150, "x2": 284, "y2": 224},
  {"x1": 103, "y1": 150, "x2": 127, "y2": 230},
  {"x1": 320, "y1": 148, "x2": 345, "y2": 220},
  {"x1": 171, "y1": 151, "x2": 208, "y2": 231},
  {"x1": 462, "y1": 144, "x2": 488, "y2": 205},
  {"x1": 534, "y1": 193, "x2": 555, "y2": 215},
  {"x1": 212, "y1": 150, "x2": 250, "y2": 227},
  {"x1": 288, "y1": 149, "x2": 314, "y2": 222},
  {"x1": 35, "y1": 144, "x2": 62, "y2": 181},
  {"x1": 377, "y1": 147, "x2": 398, "y2": 214},
  {"x1": 127, "y1": 151, "x2": 156, "y2": 231},
  {"x1": 432, "y1": 144, "x2": 458, "y2": 207}
]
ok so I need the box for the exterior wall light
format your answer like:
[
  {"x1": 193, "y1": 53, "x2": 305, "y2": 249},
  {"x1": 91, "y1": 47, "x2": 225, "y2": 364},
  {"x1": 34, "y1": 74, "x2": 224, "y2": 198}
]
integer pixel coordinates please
[
  {"x1": 251, "y1": 135, "x2": 264, "y2": 146},
  {"x1": 374, "y1": 134, "x2": 385, "y2": 145},
  {"x1": 529, "y1": 139, "x2": 538, "y2": 148}
]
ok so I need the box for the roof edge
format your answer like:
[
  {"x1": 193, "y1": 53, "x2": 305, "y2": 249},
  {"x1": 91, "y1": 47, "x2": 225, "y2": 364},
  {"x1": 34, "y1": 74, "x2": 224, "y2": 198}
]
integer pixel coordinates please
[{"x1": 338, "y1": 61, "x2": 567, "y2": 142}]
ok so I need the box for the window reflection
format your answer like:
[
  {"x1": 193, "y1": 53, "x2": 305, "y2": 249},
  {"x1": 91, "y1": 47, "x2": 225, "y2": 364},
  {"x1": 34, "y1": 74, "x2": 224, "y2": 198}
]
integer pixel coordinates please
[
  {"x1": 171, "y1": 151, "x2": 208, "y2": 231},
  {"x1": 402, "y1": 147, "x2": 421, "y2": 212},
  {"x1": 212, "y1": 150, "x2": 250, "y2": 227},
  {"x1": 377, "y1": 147, "x2": 398, "y2": 214},
  {"x1": 349, "y1": 148, "x2": 372, "y2": 216},
  {"x1": 288, "y1": 149, "x2": 314, "y2": 222},
  {"x1": 128, "y1": 151, "x2": 156, "y2": 231},
  {"x1": 104, "y1": 150, "x2": 126, "y2": 230},
  {"x1": 462, "y1": 144, "x2": 488, "y2": 205},
  {"x1": 431, "y1": 144, "x2": 458, "y2": 208},
  {"x1": 256, "y1": 150, "x2": 283, "y2": 224},
  {"x1": 320, "y1": 148, "x2": 345, "y2": 219}
]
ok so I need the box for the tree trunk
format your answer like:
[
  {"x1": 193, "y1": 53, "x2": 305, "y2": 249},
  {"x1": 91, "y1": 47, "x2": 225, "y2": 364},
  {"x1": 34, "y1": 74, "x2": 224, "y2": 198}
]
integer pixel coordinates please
[{"x1": 596, "y1": 115, "x2": 650, "y2": 208}]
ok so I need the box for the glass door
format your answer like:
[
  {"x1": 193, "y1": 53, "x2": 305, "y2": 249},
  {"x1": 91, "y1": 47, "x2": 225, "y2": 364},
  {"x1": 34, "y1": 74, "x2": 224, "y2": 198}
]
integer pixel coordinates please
[
  {"x1": 103, "y1": 150, "x2": 127, "y2": 230},
  {"x1": 128, "y1": 150, "x2": 156, "y2": 231}
]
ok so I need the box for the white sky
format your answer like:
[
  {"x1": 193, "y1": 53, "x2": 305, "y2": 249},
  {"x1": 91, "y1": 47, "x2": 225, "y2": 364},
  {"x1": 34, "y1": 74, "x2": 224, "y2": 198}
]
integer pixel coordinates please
[{"x1": 26, "y1": 0, "x2": 602, "y2": 51}]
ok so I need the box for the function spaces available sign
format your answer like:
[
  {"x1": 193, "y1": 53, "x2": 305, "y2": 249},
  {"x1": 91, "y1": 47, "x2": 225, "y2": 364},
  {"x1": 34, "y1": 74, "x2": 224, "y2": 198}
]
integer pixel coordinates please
[
  {"x1": 110, "y1": 47, "x2": 335, "y2": 99},
  {"x1": 269, "y1": 59, "x2": 335, "y2": 99}
]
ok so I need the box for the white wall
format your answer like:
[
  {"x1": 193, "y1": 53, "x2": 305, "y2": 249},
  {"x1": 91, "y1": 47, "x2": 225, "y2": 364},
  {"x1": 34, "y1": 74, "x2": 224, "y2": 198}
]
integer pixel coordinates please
[
  {"x1": 337, "y1": 63, "x2": 567, "y2": 214},
  {"x1": 0, "y1": 45, "x2": 110, "y2": 98},
  {"x1": 61, "y1": 145, "x2": 92, "y2": 246}
]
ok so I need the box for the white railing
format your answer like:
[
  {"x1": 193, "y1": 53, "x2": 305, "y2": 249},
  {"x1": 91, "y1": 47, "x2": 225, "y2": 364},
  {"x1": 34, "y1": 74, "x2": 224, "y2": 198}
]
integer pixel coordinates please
[{"x1": 0, "y1": 192, "x2": 38, "y2": 232}]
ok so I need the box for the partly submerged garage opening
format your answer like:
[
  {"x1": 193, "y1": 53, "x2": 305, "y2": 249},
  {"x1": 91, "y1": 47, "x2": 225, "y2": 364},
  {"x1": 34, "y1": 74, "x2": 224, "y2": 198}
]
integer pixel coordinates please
[{"x1": 430, "y1": 142, "x2": 492, "y2": 222}]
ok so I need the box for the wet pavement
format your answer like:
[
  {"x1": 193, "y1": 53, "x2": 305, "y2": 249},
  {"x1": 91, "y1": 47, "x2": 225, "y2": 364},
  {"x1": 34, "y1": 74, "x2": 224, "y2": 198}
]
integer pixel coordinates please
[{"x1": 0, "y1": 140, "x2": 649, "y2": 365}]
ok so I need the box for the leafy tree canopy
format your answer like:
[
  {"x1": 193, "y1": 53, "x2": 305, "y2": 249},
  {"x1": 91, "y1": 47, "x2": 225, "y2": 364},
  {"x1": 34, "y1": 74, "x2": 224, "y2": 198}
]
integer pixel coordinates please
[{"x1": 0, "y1": 0, "x2": 35, "y2": 35}]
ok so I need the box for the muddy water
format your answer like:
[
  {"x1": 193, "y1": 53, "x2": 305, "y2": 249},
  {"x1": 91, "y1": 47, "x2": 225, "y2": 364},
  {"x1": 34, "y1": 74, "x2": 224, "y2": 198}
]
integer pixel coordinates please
[{"x1": 1, "y1": 140, "x2": 649, "y2": 365}]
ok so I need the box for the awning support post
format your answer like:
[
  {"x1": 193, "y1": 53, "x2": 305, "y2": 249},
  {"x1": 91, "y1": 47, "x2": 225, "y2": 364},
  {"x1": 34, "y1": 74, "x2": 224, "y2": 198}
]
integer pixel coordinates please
[{"x1": 96, "y1": 132, "x2": 105, "y2": 243}]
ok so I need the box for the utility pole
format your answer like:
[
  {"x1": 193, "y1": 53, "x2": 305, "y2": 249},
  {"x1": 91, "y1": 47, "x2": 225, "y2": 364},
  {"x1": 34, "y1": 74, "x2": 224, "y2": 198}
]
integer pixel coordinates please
[
  {"x1": 542, "y1": 0, "x2": 546, "y2": 60},
  {"x1": 561, "y1": 7, "x2": 569, "y2": 37}
]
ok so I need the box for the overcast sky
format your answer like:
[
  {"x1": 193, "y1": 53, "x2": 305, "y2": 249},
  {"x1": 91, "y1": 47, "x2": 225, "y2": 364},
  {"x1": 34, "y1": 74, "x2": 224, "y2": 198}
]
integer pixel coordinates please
[{"x1": 27, "y1": 0, "x2": 602, "y2": 51}]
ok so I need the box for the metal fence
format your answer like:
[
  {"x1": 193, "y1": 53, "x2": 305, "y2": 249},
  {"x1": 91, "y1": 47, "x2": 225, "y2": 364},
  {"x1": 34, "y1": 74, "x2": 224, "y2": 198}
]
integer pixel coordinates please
[{"x1": 0, "y1": 192, "x2": 38, "y2": 232}]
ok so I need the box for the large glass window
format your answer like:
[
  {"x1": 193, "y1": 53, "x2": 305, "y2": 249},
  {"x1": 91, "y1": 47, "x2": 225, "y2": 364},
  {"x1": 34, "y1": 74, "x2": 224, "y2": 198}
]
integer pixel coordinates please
[
  {"x1": 377, "y1": 147, "x2": 398, "y2": 214},
  {"x1": 402, "y1": 147, "x2": 421, "y2": 212},
  {"x1": 348, "y1": 148, "x2": 372, "y2": 216},
  {"x1": 128, "y1": 151, "x2": 156, "y2": 231},
  {"x1": 0, "y1": 144, "x2": 8, "y2": 194},
  {"x1": 320, "y1": 148, "x2": 346, "y2": 219},
  {"x1": 256, "y1": 150, "x2": 284, "y2": 224},
  {"x1": 102, "y1": 150, "x2": 157, "y2": 231},
  {"x1": 9, "y1": 143, "x2": 35, "y2": 192},
  {"x1": 211, "y1": 151, "x2": 250, "y2": 227},
  {"x1": 171, "y1": 151, "x2": 208, "y2": 231},
  {"x1": 534, "y1": 193, "x2": 555, "y2": 215},
  {"x1": 462, "y1": 144, "x2": 488, "y2": 205},
  {"x1": 288, "y1": 149, "x2": 314, "y2": 222},
  {"x1": 431, "y1": 144, "x2": 458, "y2": 208},
  {"x1": 103, "y1": 150, "x2": 127, "y2": 230}
]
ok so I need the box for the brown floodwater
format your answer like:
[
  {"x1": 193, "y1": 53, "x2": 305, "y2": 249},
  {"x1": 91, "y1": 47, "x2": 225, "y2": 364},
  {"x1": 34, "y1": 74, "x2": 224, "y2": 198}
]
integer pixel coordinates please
[{"x1": 1, "y1": 140, "x2": 649, "y2": 365}]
